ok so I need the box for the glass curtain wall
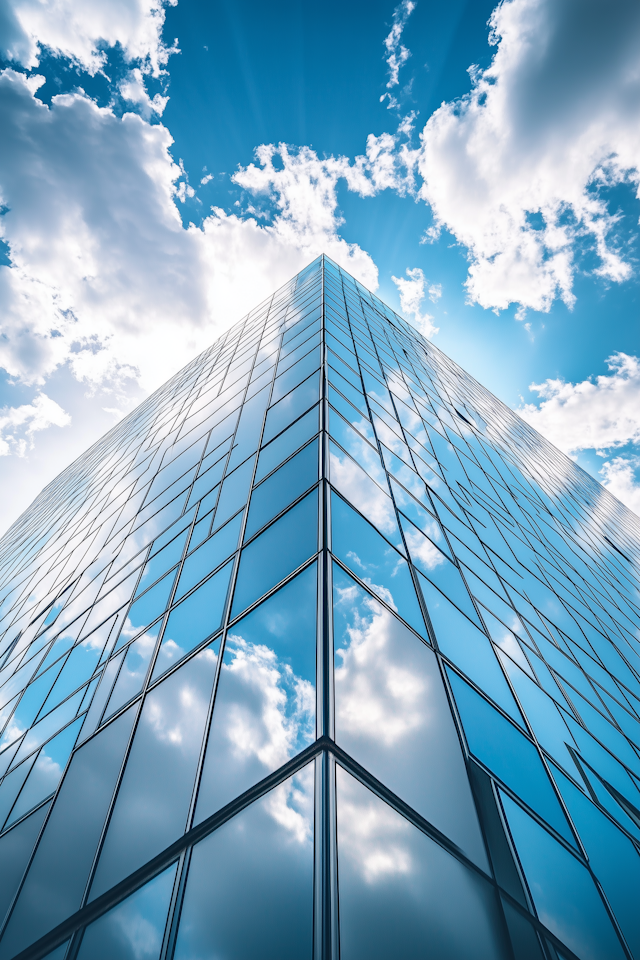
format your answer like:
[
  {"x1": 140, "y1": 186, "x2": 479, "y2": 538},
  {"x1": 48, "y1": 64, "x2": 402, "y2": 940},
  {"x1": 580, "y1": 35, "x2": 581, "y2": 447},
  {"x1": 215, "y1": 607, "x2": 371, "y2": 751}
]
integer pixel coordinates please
[{"x1": 0, "y1": 257, "x2": 638, "y2": 959}]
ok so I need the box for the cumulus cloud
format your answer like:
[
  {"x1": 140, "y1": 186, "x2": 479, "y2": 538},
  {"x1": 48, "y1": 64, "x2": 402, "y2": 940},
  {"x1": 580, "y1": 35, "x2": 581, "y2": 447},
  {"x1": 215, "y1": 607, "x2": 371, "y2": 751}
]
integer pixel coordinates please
[
  {"x1": 391, "y1": 267, "x2": 438, "y2": 338},
  {"x1": 0, "y1": 392, "x2": 70, "y2": 456},
  {"x1": 518, "y1": 353, "x2": 640, "y2": 513},
  {"x1": 416, "y1": 0, "x2": 640, "y2": 314},
  {"x1": 518, "y1": 353, "x2": 640, "y2": 453},
  {"x1": 382, "y1": 0, "x2": 416, "y2": 106},
  {"x1": 0, "y1": 0, "x2": 176, "y2": 76}
]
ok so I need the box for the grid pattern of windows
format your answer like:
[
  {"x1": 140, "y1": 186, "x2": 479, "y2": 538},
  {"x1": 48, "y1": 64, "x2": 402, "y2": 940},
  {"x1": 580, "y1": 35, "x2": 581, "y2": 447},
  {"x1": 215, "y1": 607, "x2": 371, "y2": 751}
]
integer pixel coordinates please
[{"x1": 0, "y1": 256, "x2": 638, "y2": 959}]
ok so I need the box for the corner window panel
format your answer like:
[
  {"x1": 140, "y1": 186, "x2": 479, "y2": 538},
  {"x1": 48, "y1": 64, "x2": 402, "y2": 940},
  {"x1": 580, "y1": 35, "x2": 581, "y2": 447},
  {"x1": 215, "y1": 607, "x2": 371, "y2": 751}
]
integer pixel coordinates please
[
  {"x1": 195, "y1": 565, "x2": 317, "y2": 822},
  {"x1": 500, "y1": 792, "x2": 626, "y2": 960},
  {"x1": 254, "y1": 405, "x2": 318, "y2": 483},
  {"x1": 262, "y1": 373, "x2": 320, "y2": 445},
  {"x1": 336, "y1": 768, "x2": 508, "y2": 960},
  {"x1": 176, "y1": 766, "x2": 313, "y2": 960}
]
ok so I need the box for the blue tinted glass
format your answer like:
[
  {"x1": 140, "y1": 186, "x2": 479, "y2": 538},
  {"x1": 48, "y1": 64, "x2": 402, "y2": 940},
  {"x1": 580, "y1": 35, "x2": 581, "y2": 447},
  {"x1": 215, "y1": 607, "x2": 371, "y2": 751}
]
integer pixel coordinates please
[
  {"x1": 255, "y1": 406, "x2": 318, "y2": 482},
  {"x1": 137, "y1": 530, "x2": 188, "y2": 592},
  {"x1": 329, "y1": 441, "x2": 405, "y2": 549},
  {"x1": 195, "y1": 565, "x2": 316, "y2": 822},
  {"x1": 553, "y1": 765, "x2": 640, "y2": 959},
  {"x1": 262, "y1": 373, "x2": 319, "y2": 445},
  {"x1": 231, "y1": 492, "x2": 317, "y2": 619},
  {"x1": 245, "y1": 440, "x2": 318, "y2": 541},
  {"x1": 447, "y1": 670, "x2": 574, "y2": 842},
  {"x1": 213, "y1": 454, "x2": 254, "y2": 529},
  {"x1": 331, "y1": 493, "x2": 425, "y2": 638},
  {"x1": 6, "y1": 718, "x2": 82, "y2": 828},
  {"x1": 336, "y1": 768, "x2": 508, "y2": 960},
  {"x1": 90, "y1": 644, "x2": 218, "y2": 898},
  {"x1": 78, "y1": 864, "x2": 177, "y2": 960},
  {"x1": 152, "y1": 561, "x2": 232, "y2": 679},
  {"x1": 415, "y1": 553, "x2": 480, "y2": 625},
  {"x1": 333, "y1": 564, "x2": 488, "y2": 868},
  {"x1": 104, "y1": 631, "x2": 157, "y2": 718},
  {"x1": 0, "y1": 707, "x2": 136, "y2": 957},
  {"x1": 39, "y1": 942, "x2": 69, "y2": 960},
  {"x1": 174, "y1": 512, "x2": 242, "y2": 602},
  {"x1": 38, "y1": 638, "x2": 103, "y2": 718},
  {"x1": 419, "y1": 575, "x2": 524, "y2": 724},
  {"x1": 226, "y1": 385, "x2": 270, "y2": 472},
  {"x1": 126, "y1": 571, "x2": 175, "y2": 635},
  {"x1": 271, "y1": 351, "x2": 320, "y2": 405},
  {"x1": 500, "y1": 792, "x2": 625, "y2": 960},
  {"x1": 177, "y1": 767, "x2": 313, "y2": 960}
]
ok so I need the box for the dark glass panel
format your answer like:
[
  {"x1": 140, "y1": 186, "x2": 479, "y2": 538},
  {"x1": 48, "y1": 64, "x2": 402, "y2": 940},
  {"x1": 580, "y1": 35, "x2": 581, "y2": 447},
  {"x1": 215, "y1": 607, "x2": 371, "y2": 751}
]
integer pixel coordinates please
[
  {"x1": 176, "y1": 766, "x2": 313, "y2": 960},
  {"x1": 333, "y1": 564, "x2": 488, "y2": 868},
  {"x1": 336, "y1": 768, "x2": 509, "y2": 960},
  {"x1": 90, "y1": 643, "x2": 218, "y2": 898},
  {"x1": 330, "y1": 494, "x2": 425, "y2": 639},
  {"x1": 77, "y1": 864, "x2": 177, "y2": 960},
  {"x1": 152, "y1": 560, "x2": 232, "y2": 680},
  {"x1": 447, "y1": 670, "x2": 574, "y2": 842},
  {"x1": 0, "y1": 707, "x2": 136, "y2": 959},
  {"x1": 231, "y1": 492, "x2": 317, "y2": 619},
  {"x1": 245, "y1": 440, "x2": 318, "y2": 541},
  {"x1": 500, "y1": 792, "x2": 626, "y2": 960},
  {"x1": 0, "y1": 801, "x2": 50, "y2": 924},
  {"x1": 195, "y1": 565, "x2": 316, "y2": 822}
]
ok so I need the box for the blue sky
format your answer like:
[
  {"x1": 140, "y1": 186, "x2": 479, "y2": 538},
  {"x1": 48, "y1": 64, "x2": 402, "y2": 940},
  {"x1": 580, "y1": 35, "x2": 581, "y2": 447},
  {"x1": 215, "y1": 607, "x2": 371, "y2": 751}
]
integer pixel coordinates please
[{"x1": 0, "y1": 0, "x2": 639, "y2": 532}]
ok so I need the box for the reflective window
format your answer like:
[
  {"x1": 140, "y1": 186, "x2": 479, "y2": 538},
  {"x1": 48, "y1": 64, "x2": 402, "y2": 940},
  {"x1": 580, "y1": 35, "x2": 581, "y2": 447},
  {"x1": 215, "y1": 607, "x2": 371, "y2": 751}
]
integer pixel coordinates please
[
  {"x1": 195, "y1": 565, "x2": 316, "y2": 821},
  {"x1": 174, "y1": 511, "x2": 242, "y2": 602},
  {"x1": 177, "y1": 766, "x2": 313, "y2": 960},
  {"x1": 77, "y1": 864, "x2": 177, "y2": 960},
  {"x1": 90, "y1": 644, "x2": 218, "y2": 897},
  {"x1": 126, "y1": 571, "x2": 176, "y2": 636},
  {"x1": 245, "y1": 439, "x2": 318, "y2": 540},
  {"x1": 103, "y1": 631, "x2": 157, "y2": 719},
  {"x1": 254, "y1": 405, "x2": 318, "y2": 482},
  {"x1": 0, "y1": 802, "x2": 50, "y2": 923},
  {"x1": 231, "y1": 492, "x2": 317, "y2": 619},
  {"x1": 262, "y1": 373, "x2": 319, "y2": 445},
  {"x1": 336, "y1": 768, "x2": 508, "y2": 960}
]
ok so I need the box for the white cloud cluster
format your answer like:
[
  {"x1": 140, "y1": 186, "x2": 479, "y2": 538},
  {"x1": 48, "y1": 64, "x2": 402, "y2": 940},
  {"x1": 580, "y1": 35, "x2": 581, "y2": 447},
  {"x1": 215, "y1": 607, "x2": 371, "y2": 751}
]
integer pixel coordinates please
[
  {"x1": 0, "y1": 392, "x2": 70, "y2": 456},
  {"x1": 381, "y1": 0, "x2": 415, "y2": 109},
  {"x1": 416, "y1": 0, "x2": 640, "y2": 314},
  {"x1": 391, "y1": 267, "x2": 438, "y2": 338},
  {"x1": 518, "y1": 353, "x2": 640, "y2": 513},
  {"x1": 0, "y1": 0, "x2": 176, "y2": 76}
]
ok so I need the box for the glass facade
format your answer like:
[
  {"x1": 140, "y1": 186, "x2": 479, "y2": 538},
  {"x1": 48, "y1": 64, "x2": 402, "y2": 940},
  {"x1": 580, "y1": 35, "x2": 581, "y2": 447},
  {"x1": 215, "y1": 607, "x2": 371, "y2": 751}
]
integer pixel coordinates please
[{"x1": 0, "y1": 255, "x2": 639, "y2": 959}]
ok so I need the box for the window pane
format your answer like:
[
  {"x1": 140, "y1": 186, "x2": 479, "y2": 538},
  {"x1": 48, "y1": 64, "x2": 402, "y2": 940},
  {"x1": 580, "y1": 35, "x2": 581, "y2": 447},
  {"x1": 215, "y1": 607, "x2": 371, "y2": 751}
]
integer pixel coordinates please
[
  {"x1": 6, "y1": 718, "x2": 82, "y2": 828},
  {"x1": 0, "y1": 801, "x2": 50, "y2": 924},
  {"x1": 0, "y1": 707, "x2": 136, "y2": 957},
  {"x1": 245, "y1": 440, "x2": 318, "y2": 541},
  {"x1": 447, "y1": 670, "x2": 574, "y2": 842},
  {"x1": 77, "y1": 864, "x2": 177, "y2": 960},
  {"x1": 336, "y1": 768, "x2": 508, "y2": 960},
  {"x1": 152, "y1": 560, "x2": 232, "y2": 680},
  {"x1": 90, "y1": 644, "x2": 218, "y2": 898},
  {"x1": 103, "y1": 631, "x2": 157, "y2": 719},
  {"x1": 195, "y1": 565, "x2": 316, "y2": 822},
  {"x1": 176, "y1": 766, "x2": 313, "y2": 960},
  {"x1": 126, "y1": 571, "x2": 175, "y2": 636},
  {"x1": 262, "y1": 373, "x2": 319, "y2": 445},
  {"x1": 333, "y1": 564, "x2": 487, "y2": 869},
  {"x1": 231, "y1": 492, "x2": 317, "y2": 619},
  {"x1": 174, "y1": 512, "x2": 242, "y2": 602},
  {"x1": 213, "y1": 455, "x2": 254, "y2": 530},
  {"x1": 331, "y1": 494, "x2": 425, "y2": 638},
  {"x1": 500, "y1": 792, "x2": 625, "y2": 960},
  {"x1": 254, "y1": 405, "x2": 318, "y2": 482}
]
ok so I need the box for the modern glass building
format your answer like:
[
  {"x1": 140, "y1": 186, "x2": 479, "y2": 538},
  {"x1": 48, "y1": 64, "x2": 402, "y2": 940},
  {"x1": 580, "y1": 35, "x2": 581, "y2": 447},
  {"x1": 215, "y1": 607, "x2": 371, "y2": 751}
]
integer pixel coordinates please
[{"x1": 0, "y1": 256, "x2": 638, "y2": 960}]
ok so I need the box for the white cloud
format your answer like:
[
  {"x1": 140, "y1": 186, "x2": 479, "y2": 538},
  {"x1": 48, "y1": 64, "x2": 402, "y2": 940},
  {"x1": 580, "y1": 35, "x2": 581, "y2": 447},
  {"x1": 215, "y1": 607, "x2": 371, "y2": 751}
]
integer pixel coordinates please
[
  {"x1": 599, "y1": 457, "x2": 640, "y2": 515},
  {"x1": 0, "y1": 392, "x2": 70, "y2": 456},
  {"x1": 119, "y1": 67, "x2": 168, "y2": 118},
  {"x1": 518, "y1": 353, "x2": 640, "y2": 453},
  {"x1": 415, "y1": 0, "x2": 640, "y2": 314},
  {"x1": 391, "y1": 267, "x2": 438, "y2": 338},
  {"x1": 382, "y1": 0, "x2": 415, "y2": 89},
  {"x1": 0, "y1": 0, "x2": 177, "y2": 76}
]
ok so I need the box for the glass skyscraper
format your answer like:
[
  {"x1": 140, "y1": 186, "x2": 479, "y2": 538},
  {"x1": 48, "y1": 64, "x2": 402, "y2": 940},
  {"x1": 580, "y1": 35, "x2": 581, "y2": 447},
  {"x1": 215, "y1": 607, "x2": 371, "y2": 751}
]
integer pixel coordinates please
[{"x1": 0, "y1": 255, "x2": 638, "y2": 960}]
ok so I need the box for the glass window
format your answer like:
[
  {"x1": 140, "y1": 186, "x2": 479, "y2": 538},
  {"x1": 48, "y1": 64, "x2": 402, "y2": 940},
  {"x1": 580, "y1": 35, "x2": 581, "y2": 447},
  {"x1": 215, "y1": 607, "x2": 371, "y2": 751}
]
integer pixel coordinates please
[
  {"x1": 77, "y1": 864, "x2": 177, "y2": 960},
  {"x1": 331, "y1": 494, "x2": 425, "y2": 638},
  {"x1": 152, "y1": 560, "x2": 232, "y2": 680},
  {"x1": 126, "y1": 571, "x2": 176, "y2": 636},
  {"x1": 245, "y1": 440, "x2": 318, "y2": 541},
  {"x1": 336, "y1": 768, "x2": 508, "y2": 960},
  {"x1": 174, "y1": 512, "x2": 242, "y2": 602},
  {"x1": 0, "y1": 706, "x2": 136, "y2": 958},
  {"x1": 103, "y1": 631, "x2": 157, "y2": 719},
  {"x1": 185, "y1": 454, "x2": 226, "y2": 509},
  {"x1": 254, "y1": 405, "x2": 318, "y2": 482},
  {"x1": 213, "y1": 454, "x2": 255, "y2": 530},
  {"x1": 447, "y1": 670, "x2": 574, "y2": 842},
  {"x1": 231, "y1": 492, "x2": 317, "y2": 620},
  {"x1": 0, "y1": 802, "x2": 50, "y2": 938},
  {"x1": 195, "y1": 565, "x2": 316, "y2": 822},
  {"x1": 262, "y1": 373, "x2": 320, "y2": 445},
  {"x1": 500, "y1": 792, "x2": 626, "y2": 960},
  {"x1": 333, "y1": 564, "x2": 488, "y2": 869},
  {"x1": 37, "y1": 637, "x2": 103, "y2": 720},
  {"x1": 226, "y1": 385, "x2": 270, "y2": 473},
  {"x1": 90, "y1": 644, "x2": 218, "y2": 898},
  {"x1": 418, "y1": 575, "x2": 524, "y2": 724},
  {"x1": 271, "y1": 352, "x2": 320, "y2": 406},
  {"x1": 176, "y1": 766, "x2": 313, "y2": 960}
]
